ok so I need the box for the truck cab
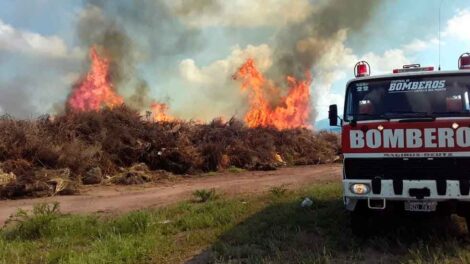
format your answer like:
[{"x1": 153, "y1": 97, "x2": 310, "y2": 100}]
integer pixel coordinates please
[{"x1": 329, "y1": 54, "x2": 470, "y2": 233}]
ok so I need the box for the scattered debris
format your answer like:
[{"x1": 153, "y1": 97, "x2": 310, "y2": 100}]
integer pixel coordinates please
[
  {"x1": 0, "y1": 169, "x2": 16, "y2": 186},
  {"x1": 110, "y1": 163, "x2": 168, "y2": 185},
  {"x1": 47, "y1": 178, "x2": 77, "y2": 195},
  {"x1": 301, "y1": 197, "x2": 313, "y2": 208},
  {"x1": 83, "y1": 167, "x2": 103, "y2": 185}
]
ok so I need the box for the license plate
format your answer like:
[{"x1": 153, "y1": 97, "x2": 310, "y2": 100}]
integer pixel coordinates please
[{"x1": 404, "y1": 201, "x2": 437, "y2": 212}]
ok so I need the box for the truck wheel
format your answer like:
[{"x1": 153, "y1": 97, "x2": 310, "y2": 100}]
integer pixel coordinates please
[
  {"x1": 465, "y1": 216, "x2": 470, "y2": 234},
  {"x1": 351, "y1": 210, "x2": 370, "y2": 237}
]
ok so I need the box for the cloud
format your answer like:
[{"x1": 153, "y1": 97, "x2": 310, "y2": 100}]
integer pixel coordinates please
[
  {"x1": 0, "y1": 19, "x2": 83, "y2": 118},
  {"x1": 170, "y1": 0, "x2": 313, "y2": 28},
  {"x1": 0, "y1": 19, "x2": 82, "y2": 59},
  {"x1": 361, "y1": 49, "x2": 412, "y2": 74},
  {"x1": 312, "y1": 30, "x2": 415, "y2": 121},
  {"x1": 180, "y1": 44, "x2": 272, "y2": 84},
  {"x1": 443, "y1": 9, "x2": 470, "y2": 41},
  {"x1": 177, "y1": 44, "x2": 272, "y2": 120},
  {"x1": 402, "y1": 38, "x2": 438, "y2": 53}
]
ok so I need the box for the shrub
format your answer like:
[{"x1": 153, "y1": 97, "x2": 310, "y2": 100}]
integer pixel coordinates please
[
  {"x1": 193, "y1": 188, "x2": 218, "y2": 203},
  {"x1": 269, "y1": 185, "x2": 289, "y2": 198},
  {"x1": 3, "y1": 202, "x2": 61, "y2": 240}
]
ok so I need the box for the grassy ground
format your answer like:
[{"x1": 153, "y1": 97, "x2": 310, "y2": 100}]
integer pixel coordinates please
[{"x1": 2, "y1": 182, "x2": 470, "y2": 264}]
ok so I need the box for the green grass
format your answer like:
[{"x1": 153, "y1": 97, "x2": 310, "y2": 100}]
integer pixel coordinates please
[
  {"x1": 227, "y1": 166, "x2": 246, "y2": 173},
  {"x1": 269, "y1": 184, "x2": 289, "y2": 198},
  {"x1": 2, "y1": 182, "x2": 470, "y2": 263},
  {"x1": 192, "y1": 188, "x2": 218, "y2": 203}
]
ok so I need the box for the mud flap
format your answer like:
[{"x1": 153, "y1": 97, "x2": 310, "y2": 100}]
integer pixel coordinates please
[{"x1": 344, "y1": 197, "x2": 358, "y2": 211}]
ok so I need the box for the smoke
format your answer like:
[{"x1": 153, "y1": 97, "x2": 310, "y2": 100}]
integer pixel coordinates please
[
  {"x1": 170, "y1": 0, "x2": 312, "y2": 28},
  {"x1": 85, "y1": 0, "x2": 201, "y2": 60},
  {"x1": 177, "y1": 44, "x2": 273, "y2": 121},
  {"x1": 0, "y1": 78, "x2": 35, "y2": 117},
  {"x1": 126, "y1": 80, "x2": 152, "y2": 110},
  {"x1": 173, "y1": 0, "x2": 221, "y2": 17},
  {"x1": 71, "y1": 0, "x2": 381, "y2": 121},
  {"x1": 76, "y1": 5, "x2": 134, "y2": 92},
  {"x1": 177, "y1": 0, "x2": 382, "y2": 123},
  {"x1": 268, "y1": 0, "x2": 381, "y2": 81},
  {"x1": 73, "y1": 0, "x2": 203, "y2": 111}
]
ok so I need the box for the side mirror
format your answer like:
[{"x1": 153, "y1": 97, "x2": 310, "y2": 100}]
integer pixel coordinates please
[{"x1": 329, "y1": 104, "x2": 338, "y2": 126}]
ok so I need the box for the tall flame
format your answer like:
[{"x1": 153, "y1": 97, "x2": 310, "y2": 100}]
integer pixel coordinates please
[
  {"x1": 67, "y1": 46, "x2": 124, "y2": 112},
  {"x1": 150, "y1": 102, "x2": 174, "y2": 122},
  {"x1": 234, "y1": 59, "x2": 311, "y2": 130}
]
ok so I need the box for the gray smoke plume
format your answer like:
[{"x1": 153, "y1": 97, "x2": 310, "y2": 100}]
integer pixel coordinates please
[
  {"x1": 73, "y1": 0, "x2": 381, "y2": 121},
  {"x1": 77, "y1": 4, "x2": 135, "y2": 93},
  {"x1": 173, "y1": 0, "x2": 221, "y2": 17},
  {"x1": 85, "y1": 0, "x2": 201, "y2": 60},
  {"x1": 74, "y1": 0, "x2": 202, "y2": 110},
  {"x1": 268, "y1": 0, "x2": 381, "y2": 81}
]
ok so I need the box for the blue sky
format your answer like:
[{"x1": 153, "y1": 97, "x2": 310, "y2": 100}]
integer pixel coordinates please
[{"x1": 0, "y1": 0, "x2": 469, "y2": 124}]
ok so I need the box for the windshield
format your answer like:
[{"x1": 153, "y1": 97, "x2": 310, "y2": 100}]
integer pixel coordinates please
[{"x1": 344, "y1": 74, "x2": 470, "y2": 121}]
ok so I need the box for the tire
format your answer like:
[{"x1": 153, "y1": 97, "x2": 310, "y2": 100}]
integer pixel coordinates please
[
  {"x1": 465, "y1": 216, "x2": 470, "y2": 234},
  {"x1": 351, "y1": 209, "x2": 370, "y2": 237}
]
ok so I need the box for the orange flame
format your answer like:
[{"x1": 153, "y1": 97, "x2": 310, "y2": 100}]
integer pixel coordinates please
[
  {"x1": 150, "y1": 102, "x2": 174, "y2": 122},
  {"x1": 234, "y1": 59, "x2": 311, "y2": 130},
  {"x1": 67, "y1": 46, "x2": 124, "y2": 112}
]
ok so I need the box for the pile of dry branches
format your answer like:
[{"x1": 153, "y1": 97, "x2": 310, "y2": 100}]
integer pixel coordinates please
[{"x1": 0, "y1": 106, "x2": 340, "y2": 198}]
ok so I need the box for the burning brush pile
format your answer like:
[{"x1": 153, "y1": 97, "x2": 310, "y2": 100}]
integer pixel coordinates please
[
  {"x1": 0, "y1": 107, "x2": 339, "y2": 198},
  {"x1": 0, "y1": 47, "x2": 339, "y2": 199}
]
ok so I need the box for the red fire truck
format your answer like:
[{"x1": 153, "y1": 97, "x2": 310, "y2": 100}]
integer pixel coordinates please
[{"x1": 329, "y1": 53, "x2": 470, "y2": 233}]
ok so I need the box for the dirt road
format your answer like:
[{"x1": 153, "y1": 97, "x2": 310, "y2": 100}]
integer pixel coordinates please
[{"x1": 0, "y1": 164, "x2": 341, "y2": 225}]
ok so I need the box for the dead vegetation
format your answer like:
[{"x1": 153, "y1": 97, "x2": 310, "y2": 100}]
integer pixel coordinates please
[{"x1": 0, "y1": 106, "x2": 340, "y2": 199}]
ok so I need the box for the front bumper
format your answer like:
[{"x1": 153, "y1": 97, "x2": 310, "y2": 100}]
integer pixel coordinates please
[{"x1": 343, "y1": 179, "x2": 470, "y2": 211}]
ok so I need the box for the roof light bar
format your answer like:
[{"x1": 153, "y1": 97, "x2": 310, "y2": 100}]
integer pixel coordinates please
[
  {"x1": 393, "y1": 65, "x2": 434, "y2": 74},
  {"x1": 459, "y1": 53, "x2": 470, "y2": 70},
  {"x1": 354, "y1": 61, "x2": 370, "y2": 77}
]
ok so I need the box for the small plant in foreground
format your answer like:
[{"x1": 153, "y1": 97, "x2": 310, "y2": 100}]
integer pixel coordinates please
[
  {"x1": 269, "y1": 184, "x2": 289, "y2": 198},
  {"x1": 4, "y1": 202, "x2": 61, "y2": 240},
  {"x1": 227, "y1": 166, "x2": 246, "y2": 173},
  {"x1": 193, "y1": 188, "x2": 218, "y2": 203}
]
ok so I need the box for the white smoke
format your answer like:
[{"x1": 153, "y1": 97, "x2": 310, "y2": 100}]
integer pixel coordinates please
[
  {"x1": 169, "y1": 0, "x2": 313, "y2": 28},
  {"x1": 177, "y1": 44, "x2": 272, "y2": 120}
]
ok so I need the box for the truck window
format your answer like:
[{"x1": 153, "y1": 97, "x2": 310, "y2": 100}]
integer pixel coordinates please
[{"x1": 345, "y1": 75, "x2": 470, "y2": 121}]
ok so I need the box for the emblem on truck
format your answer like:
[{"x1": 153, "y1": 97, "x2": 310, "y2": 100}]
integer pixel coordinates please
[{"x1": 350, "y1": 127, "x2": 470, "y2": 149}]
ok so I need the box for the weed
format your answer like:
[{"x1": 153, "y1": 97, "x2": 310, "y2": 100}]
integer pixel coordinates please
[
  {"x1": 3, "y1": 202, "x2": 61, "y2": 240},
  {"x1": 269, "y1": 184, "x2": 289, "y2": 198},
  {"x1": 192, "y1": 188, "x2": 218, "y2": 203},
  {"x1": 205, "y1": 171, "x2": 218, "y2": 177},
  {"x1": 227, "y1": 166, "x2": 246, "y2": 173}
]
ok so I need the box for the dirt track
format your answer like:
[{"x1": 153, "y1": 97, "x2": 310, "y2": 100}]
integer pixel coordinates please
[{"x1": 0, "y1": 164, "x2": 341, "y2": 225}]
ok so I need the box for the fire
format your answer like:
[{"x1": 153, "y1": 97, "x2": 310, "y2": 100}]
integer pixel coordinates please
[
  {"x1": 234, "y1": 58, "x2": 311, "y2": 130},
  {"x1": 67, "y1": 46, "x2": 124, "y2": 112},
  {"x1": 150, "y1": 102, "x2": 174, "y2": 122}
]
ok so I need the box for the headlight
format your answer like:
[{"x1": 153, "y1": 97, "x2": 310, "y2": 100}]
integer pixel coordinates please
[{"x1": 350, "y1": 183, "x2": 370, "y2": 195}]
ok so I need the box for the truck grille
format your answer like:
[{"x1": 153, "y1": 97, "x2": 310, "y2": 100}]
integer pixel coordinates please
[{"x1": 344, "y1": 158, "x2": 470, "y2": 180}]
